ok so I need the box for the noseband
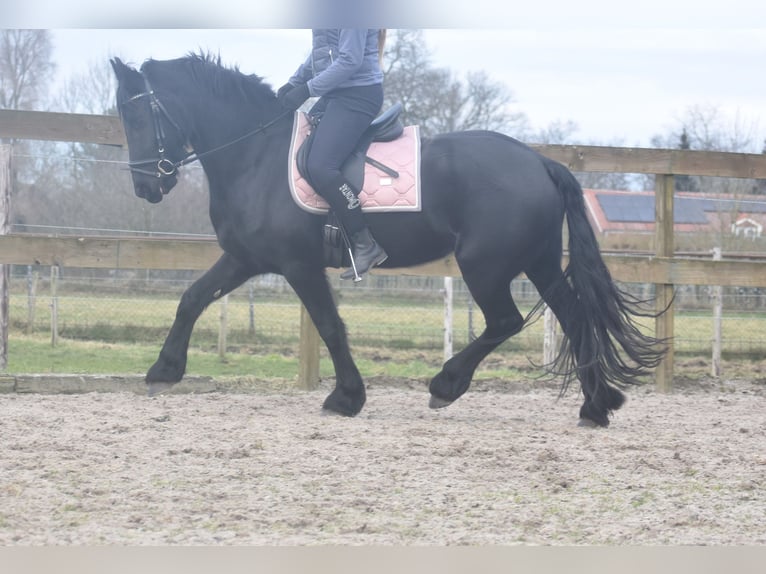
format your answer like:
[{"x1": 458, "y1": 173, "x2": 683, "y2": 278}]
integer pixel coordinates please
[{"x1": 120, "y1": 72, "x2": 292, "y2": 180}]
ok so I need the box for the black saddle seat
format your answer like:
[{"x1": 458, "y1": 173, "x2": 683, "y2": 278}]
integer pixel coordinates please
[
  {"x1": 296, "y1": 103, "x2": 405, "y2": 192},
  {"x1": 368, "y1": 102, "x2": 404, "y2": 142}
]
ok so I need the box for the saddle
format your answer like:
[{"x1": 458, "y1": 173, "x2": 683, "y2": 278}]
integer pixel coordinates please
[
  {"x1": 296, "y1": 102, "x2": 405, "y2": 193},
  {"x1": 291, "y1": 102, "x2": 418, "y2": 269}
]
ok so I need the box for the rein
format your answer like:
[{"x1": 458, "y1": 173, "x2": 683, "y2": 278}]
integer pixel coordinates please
[{"x1": 122, "y1": 73, "x2": 291, "y2": 179}]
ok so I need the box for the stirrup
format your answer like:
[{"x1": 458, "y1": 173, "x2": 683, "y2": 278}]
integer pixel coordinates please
[
  {"x1": 336, "y1": 223, "x2": 363, "y2": 282},
  {"x1": 347, "y1": 252, "x2": 363, "y2": 283}
]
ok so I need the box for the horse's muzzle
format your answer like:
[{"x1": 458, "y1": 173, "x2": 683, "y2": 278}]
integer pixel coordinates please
[
  {"x1": 135, "y1": 181, "x2": 165, "y2": 203},
  {"x1": 134, "y1": 172, "x2": 178, "y2": 203}
]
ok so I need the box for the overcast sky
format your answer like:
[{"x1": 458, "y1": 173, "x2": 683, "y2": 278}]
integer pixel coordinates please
[{"x1": 8, "y1": 1, "x2": 766, "y2": 149}]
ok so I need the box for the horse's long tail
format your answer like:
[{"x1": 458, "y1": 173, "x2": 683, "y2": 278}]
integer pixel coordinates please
[{"x1": 542, "y1": 158, "x2": 667, "y2": 423}]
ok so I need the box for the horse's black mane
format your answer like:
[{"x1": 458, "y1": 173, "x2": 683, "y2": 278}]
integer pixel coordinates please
[{"x1": 152, "y1": 52, "x2": 276, "y2": 105}]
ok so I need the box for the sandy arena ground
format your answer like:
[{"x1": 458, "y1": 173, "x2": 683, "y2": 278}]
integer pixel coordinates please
[{"x1": 0, "y1": 377, "x2": 764, "y2": 545}]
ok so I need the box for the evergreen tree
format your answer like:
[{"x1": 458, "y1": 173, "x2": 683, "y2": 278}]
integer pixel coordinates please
[{"x1": 675, "y1": 128, "x2": 698, "y2": 192}]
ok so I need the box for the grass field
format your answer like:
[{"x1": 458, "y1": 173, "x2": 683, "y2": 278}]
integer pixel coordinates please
[{"x1": 5, "y1": 278, "x2": 766, "y2": 380}]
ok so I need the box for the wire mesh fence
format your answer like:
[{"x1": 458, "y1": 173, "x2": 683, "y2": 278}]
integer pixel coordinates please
[{"x1": 7, "y1": 265, "x2": 766, "y2": 376}]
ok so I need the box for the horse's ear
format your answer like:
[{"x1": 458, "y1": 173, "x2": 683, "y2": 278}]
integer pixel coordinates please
[
  {"x1": 109, "y1": 58, "x2": 127, "y2": 78},
  {"x1": 110, "y1": 57, "x2": 130, "y2": 79}
]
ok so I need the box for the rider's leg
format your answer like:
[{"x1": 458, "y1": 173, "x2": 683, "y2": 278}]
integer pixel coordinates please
[{"x1": 305, "y1": 85, "x2": 387, "y2": 280}]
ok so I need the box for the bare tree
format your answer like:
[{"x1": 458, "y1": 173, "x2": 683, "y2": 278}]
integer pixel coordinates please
[
  {"x1": 1, "y1": 30, "x2": 57, "y2": 232},
  {"x1": 0, "y1": 29, "x2": 55, "y2": 111},
  {"x1": 381, "y1": 31, "x2": 633, "y2": 191},
  {"x1": 14, "y1": 57, "x2": 214, "y2": 237},
  {"x1": 527, "y1": 119, "x2": 579, "y2": 145},
  {"x1": 51, "y1": 57, "x2": 117, "y2": 115},
  {"x1": 382, "y1": 30, "x2": 528, "y2": 137},
  {"x1": 641, "y1": 104, "x2": 766, "y2": 252},
  {"x1": 527, "y1": 119, "x2": 631, "y2": 190},
  {"x1": 642, "y1": 103, "x2": 764, "y2": 195},
  {"x1": 381, "y1": 29, "x2": 429, "y2": 123},
  {"x1": 652, "y1": 103, "x2": 760, "y2": 154}
]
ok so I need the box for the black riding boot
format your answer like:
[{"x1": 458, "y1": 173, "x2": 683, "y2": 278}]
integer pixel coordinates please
[
  {"x1": 340, "y1": 227, "x2": 388, "y2": 280},
  {"x1": 317, "y1": 176, "x2": 388, "y2": 281}
]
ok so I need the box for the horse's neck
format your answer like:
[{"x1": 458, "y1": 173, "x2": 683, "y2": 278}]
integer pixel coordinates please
[
  {"x1": 188, "y1": 105, "x2": 260, "y2": 154},
  {"x1": 196, "y1": 114, "x2": 292, "y2": 201},
  {"x1": 189, "y1": 103, "x2": 281, "y2": 169}
]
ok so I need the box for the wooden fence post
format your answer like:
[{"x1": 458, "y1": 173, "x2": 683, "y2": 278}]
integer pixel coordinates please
[
  {"x1": 711, "y1": 247, "x2": 723, "y2": 377},
  {"x1": 298, "y1": 305, "x2": 320, "y2": 390},
  {"x1": 543, "y1": 305, "x2": 558, "y2": 366},
  {"x1": 218, "y1": 294, "x2": 228, "y2": 358},
  {"x1": 654, "y1": 174, "x2": 675, "y2": 392},
  {"x1": 443, "y1": 277, "x2": 453, "y2": 361},
  {"x1": 467, "y1": 293, "x2": 476, "y2": 342},
  {"x1": 50, "y1": 265, "x2": 59, "y2": 347},
  {"x1": 248, "y1": 281, "x2": 256, "y2": 336},
  {"x1": 0, "y1": 144, "x2": 10, "y2": 371},
  {"x1": 26, "y1": 265, "x2": 38, "y2": 335}
]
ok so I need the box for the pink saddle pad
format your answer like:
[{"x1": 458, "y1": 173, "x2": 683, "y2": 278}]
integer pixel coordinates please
[{"x1": 287, "y1": 111, "x2": 422, "y2": 214}]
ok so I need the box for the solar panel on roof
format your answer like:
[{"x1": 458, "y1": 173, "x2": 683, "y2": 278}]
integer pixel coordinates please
[
  {"x1": 694, "y1": 197, "x2": 766, "y2": 214},
  {"x1": 597, "y1": 195, "x2": 653, "y2": 223},
  {"x1": 674, "y1": 198, "x2": 709, "y2": 223},
  {"x1": 596, "y1": 194, "x2": 709, "y2": 224}
]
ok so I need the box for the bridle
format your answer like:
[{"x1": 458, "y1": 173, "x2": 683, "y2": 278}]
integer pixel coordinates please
[
  {"x1": 120, "y1": 74, "x2": 194, "y2": 179},
  {"x1": 120, "y1": 72, "x2": 292, "y2": 180}
]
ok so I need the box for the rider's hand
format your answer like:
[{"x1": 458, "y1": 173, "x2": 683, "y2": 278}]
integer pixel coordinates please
[
  {"x1": 276, "y1": 82, "x2": 294, "y2": 99},
  {"x1": 278, "y1": 83, "x2": 310, "y2": 112}
]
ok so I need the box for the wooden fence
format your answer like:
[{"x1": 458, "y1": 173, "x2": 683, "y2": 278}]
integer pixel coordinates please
[{"x1": 3, "y1": 109, "x2": 766, "y2": 390}]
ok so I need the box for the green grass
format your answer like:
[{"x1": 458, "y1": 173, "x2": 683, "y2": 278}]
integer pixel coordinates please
[
  {"x1": 4, "y1": 335, "x2": 533, "y2": 381},
  {"x1": 7, "y1": 282, "x2": 766, "y2": 380},
  {"x1": 5, "y1": 336, "x2": 303, "y2": 378}
]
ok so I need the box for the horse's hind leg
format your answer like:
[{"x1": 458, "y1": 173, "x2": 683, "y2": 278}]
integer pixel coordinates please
[
  {"x1": 146, "y1": 253, "x2": 253, "y2": 393},
  {"x1": 429, "y1": 266, "x2": 525, "y2": 408},
  {"x1": 525, "y1": 252, "x2": 625, "y2": 427}
]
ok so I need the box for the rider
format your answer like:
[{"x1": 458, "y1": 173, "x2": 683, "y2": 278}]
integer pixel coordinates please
[{"x1": 277, "y1": 29, "x2": 387, "y2": 280}]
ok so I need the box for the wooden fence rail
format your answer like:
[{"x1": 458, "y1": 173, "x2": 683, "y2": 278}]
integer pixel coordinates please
[
  {"x1": 4, "y1": 109, "x2": 766, "y2": 179},
  {"x1": 4, "y1": 234, "x2": 766, "y2": 287},
  {"x1": 3, "y1": 109, "x2": 766, "y2": 390}
]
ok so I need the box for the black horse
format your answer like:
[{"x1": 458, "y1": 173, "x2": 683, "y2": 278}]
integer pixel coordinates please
[{"x1": 111, "y1": 54, "x2": 664, "y2": 427}]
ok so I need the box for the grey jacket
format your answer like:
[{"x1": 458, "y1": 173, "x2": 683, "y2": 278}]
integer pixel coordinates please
[{"x1": 288, "y1": 29, "x2": 384, "y2": 97}]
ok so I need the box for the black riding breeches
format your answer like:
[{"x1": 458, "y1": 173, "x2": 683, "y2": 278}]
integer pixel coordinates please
[{"x1": 304, "y1": 84, "x2": 383, "y2": 233}]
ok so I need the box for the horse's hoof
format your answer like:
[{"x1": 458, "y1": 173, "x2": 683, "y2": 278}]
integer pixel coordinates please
[
  {"x1": 577, "y1": 417, "x2": 600, "y2": 428},
  {"x1": 147, "y1": 381, "x2": 176, "y2": 397},
  {"x1": 429, "y1": 395, "x2": 453, "y2": 409},
  {"x1": 320, "y1": 407, "x2": 349, "y2": 418},
  {"x1": 321, "y1": 388, "x2": 365, "y2": 417}
]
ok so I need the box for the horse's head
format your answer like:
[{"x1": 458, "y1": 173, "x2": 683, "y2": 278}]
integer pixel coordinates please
[{"x1": 111, "y1": 57, "x2": 190, "y2": 203}]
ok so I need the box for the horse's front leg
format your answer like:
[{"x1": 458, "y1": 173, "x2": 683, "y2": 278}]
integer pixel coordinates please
[
  {"x1": 283, "y1": 263, "x2": 365, "y2": 416},
  {"x1": 146, "y1": 252, "x2": 253, "y2": 394}
]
